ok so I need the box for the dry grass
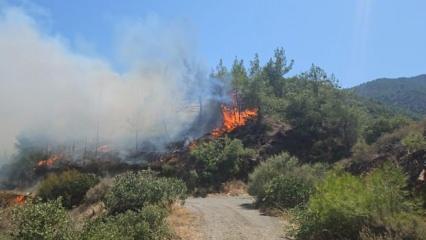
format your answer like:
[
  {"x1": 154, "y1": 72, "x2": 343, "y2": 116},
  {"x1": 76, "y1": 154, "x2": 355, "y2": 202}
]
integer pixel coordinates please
[
  {"x1": 70, "y1": 201, "x2": 106, "y2": 230},
  {"x1": 0, "y1": 207, "x2": 14, "y2": 237},
  {"x1": 167, "y1": 202, "x2": 203, "y2": 240},
  {"x1": 220, "y1": 180, "x2": 248, "y2": 196}
]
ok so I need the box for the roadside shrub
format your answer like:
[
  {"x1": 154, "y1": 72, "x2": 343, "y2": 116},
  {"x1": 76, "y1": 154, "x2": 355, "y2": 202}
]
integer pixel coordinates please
[
  {"x1": 37, "y1": 170, "x2": 99, "y2": 209},
  {"x1": 363, "y1": 164, "x2": 408, "y2": 218},
  {"x1": 359, "y1": 226, "x2": 407, "y2": 240},
  {"x1": 262, "y1": 175, "x2": 312, "y2": 209},
  {"x1": 10, "y1": 199, "x2": 75, "y2": 240},
  {"x1": 81, "y1": 205, "x2": 170, "y2": 240},
  {"x1": 190, "y1": 136, "x2": 255, "y2": 186},
  {"x1": 104, "y1": 171, "x2": 187, "y2": 214},
  {"x1": 296, "y1": 163, "x2": 422, "y2": 240},
  {"x1": 248, "y1": 152, "x2": 326, "y2": 208},
  {"x1": 248, "y1": 153, "x2": 299, "y2": 197},
  {"x1": 359, "y1": 214, "x2": 426, "y2": 240},
  {"x1": 296, "y1": 170, "x2": 369, "y2": 239}
]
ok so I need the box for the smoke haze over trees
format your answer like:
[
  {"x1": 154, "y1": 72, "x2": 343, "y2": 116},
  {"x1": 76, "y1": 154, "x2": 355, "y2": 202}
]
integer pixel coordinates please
[{"x1": 0, "y1": 7, "x2": 225, "y2": 160}]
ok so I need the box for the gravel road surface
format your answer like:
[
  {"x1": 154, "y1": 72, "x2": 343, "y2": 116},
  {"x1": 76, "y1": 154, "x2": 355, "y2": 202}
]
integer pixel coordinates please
[{"x1": 185, "y1": 195, "x2": 288, "y2": 240}]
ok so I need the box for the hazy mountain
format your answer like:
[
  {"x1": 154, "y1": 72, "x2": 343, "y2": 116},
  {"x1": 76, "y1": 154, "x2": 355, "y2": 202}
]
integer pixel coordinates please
[{"x1": 351, "y1": 74, "x2": 426, "y2": 118}]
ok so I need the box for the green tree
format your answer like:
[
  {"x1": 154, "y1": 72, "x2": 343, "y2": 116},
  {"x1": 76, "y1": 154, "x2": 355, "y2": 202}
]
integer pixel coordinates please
[
  {"x1": 364, "y1": 116, "x2": 410, "y2": 144},
  {"x1": 283, "y1": 69, "x2": 359, "y2": 162},
  {"x1": 211, "y1": 59, "x2": 228, "y2": 81},
  {"x1": 231, "y1": 58, "x2": 249, "y2": 111},
  {"x1": 401, "y1": 132, "x2": 426, "y2": 153}
]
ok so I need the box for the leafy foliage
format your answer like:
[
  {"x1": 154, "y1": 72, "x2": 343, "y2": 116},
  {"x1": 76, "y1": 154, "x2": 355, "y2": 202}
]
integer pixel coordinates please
[
  {"x1": 296, "y1": 163, "x2": 423, "y2": 240},
  {"x1": 262, "y1": 175, "x2": 312, "y2": 209},
  {"x1": 104, "y1": 171, "x2": 187, "y2": 214},
  {"x1": 10, "y1": 199, "x2": 75, "y2": 240},
  {"x1": 401, "y1": 132, "x2": 426, "y2": 153},
  {"x1": 190, "y1": 136, "x2": 255, "y2": 187},
  {"x1": 363, "y1": 116, "x2": 410, "y2": 144},
  {"x1": 212, "y1": 50, "x2": 407, "y2": 163},
  {"x1": 37, "y1": 170, "x2": 99, "y2": 209},
  {"x1": 248, "y1": 152, "x2": 326, "y2": 208},
  {"x1": 81, "y1": 205, "x2": 170, "y2": 240}
]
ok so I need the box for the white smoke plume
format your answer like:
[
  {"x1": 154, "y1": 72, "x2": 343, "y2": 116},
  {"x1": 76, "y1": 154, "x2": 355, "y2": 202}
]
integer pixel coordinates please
[{"x1": 0, "y1": 7, "x2": 222, "y2": 161}]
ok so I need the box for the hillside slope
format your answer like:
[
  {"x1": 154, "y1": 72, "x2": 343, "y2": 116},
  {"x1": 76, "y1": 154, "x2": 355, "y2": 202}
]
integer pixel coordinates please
[{"x1": 351, "y1": 74, "x2": 426, "y2": 117}]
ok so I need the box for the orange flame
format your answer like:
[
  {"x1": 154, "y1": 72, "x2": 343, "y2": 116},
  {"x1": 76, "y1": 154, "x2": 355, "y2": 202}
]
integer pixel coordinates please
[
  {"x1": 37, "y1": 154, "x2": 60, "y2": 167},
  {"x1": 211, "y1": 105, "x2": 258, "y2": 137},
  {"x1": 13, "y1": 195, "x2": 26, "y2": 205}
]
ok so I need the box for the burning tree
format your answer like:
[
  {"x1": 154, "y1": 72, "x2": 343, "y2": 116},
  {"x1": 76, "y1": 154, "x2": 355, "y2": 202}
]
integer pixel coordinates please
[{"x1": 211, "y1": 104, "x2": 258, "y2": 138}]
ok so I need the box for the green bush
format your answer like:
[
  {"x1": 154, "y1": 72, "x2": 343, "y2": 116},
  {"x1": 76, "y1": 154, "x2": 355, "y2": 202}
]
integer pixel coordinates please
[
  {"x1": 359, "y1": 214, "x2": 426, "y2": 240},
  {"x1": 401, "y1": 132, "x2": 426, "y2": 153},
  {"x1": 296, "y1": 170, "x2": 369, "y2": 240},
  {"x1": 81, "y1": 205, "x2": 170, "y2": 240},
  {"x1": 351, "y1": 139, "x2": 373, "y2": 163},
  {"x1": 37, "y1": 170, "x2": 99, "y2": 209},
  {"x1": 262, "y1": 175, "x2": 313, "y2": 209},
  {"x1": 248, "y1": 153, "x2": 299, "y2": 198},
  {"x1": 104, "y1": 171, "x2": 187, "y2": 214},
  {"x1": 10, "y1": 199, "x2": 75, "y2": 240},
  {"x1": 190, "y1": 136, "x2": 255, "y2": 186},
  {"x1": 364, "y1": 116, "x2": 410, "y2": 145},
  {"x1": 372, "y1": 120, "x2": 425, "y2": 154},
  {"x1": 248, "y1": 152, "x2": 326, "y2": 208},
  {"x1": 296, "y1": 163, "x2": 422, "y2": 240}
]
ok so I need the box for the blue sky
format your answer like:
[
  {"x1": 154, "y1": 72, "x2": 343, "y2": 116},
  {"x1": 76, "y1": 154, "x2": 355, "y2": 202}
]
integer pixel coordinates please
[{"x1": 4, "y1": 0, "x2": 426, "y2": 87}]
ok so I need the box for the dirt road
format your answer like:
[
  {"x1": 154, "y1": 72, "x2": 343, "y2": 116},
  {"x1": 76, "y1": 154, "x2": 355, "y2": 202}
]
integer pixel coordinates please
[{"x1": 185, "y1": 195, "x2": 288, "y2": 240}]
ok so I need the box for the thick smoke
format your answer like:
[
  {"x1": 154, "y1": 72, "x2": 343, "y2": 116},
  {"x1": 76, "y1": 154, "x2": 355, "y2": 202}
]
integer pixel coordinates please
[{"x1": 0, "y1": 8, "x2": 224, "y2": 161}]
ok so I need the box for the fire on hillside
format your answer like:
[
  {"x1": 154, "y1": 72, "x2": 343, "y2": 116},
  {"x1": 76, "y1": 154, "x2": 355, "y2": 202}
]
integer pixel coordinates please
[
  {"x1": 14, "y1": 195, "x2": 26, "y2": 205},
  {"x1": 37, "y1": 154, "x2": 62, "y2": 168},
  {"x1": 211, "y1": 103, "x2": 258, "y2": 138}
]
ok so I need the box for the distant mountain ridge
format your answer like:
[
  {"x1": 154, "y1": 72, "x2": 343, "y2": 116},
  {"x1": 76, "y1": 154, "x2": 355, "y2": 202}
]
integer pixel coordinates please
[{"x1": 351, "y1": 74, "x2": 426, "y2": 118}]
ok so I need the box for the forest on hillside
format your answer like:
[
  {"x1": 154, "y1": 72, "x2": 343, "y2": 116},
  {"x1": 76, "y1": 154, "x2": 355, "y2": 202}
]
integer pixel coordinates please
[
  {"x1": 351, "y1": 74, "x2": 426, "y2": 118},
  {"x1": 1, "y1": 48, "x2": 425, "y2": 240}
]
